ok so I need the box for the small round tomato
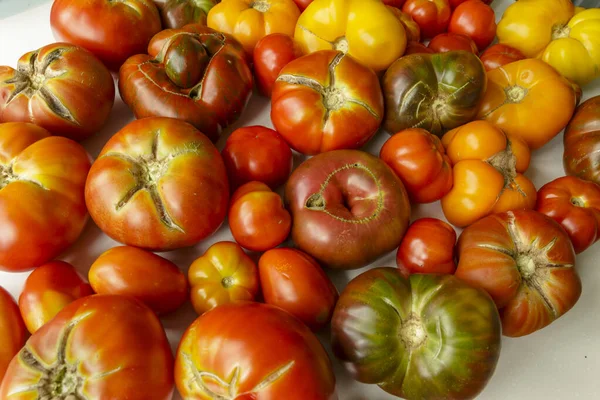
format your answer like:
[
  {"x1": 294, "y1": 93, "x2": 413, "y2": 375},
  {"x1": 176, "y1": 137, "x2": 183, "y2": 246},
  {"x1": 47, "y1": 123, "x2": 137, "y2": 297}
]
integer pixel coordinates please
[
  {"x1": 89, "y1": 246, "x2": 189, "y2": 315},
  {"x1": 448, "y1": 0, "x2": 496, "y2": 51},
  {"x1": 428, "y1": 32, "x2": 478, "y2": 53},
  {"x1": 380, "y1": 128, "x2": 453, "y2": 203},
  {"x1": 404, "y1": 41, "x2": 435, "y2": 55},
  {"x1": 0, "y1": 287, "x2": 26, "y2": 382},
  {"x1": 402, "y1": 0, "x2": 451, "y2": 39},
  {"x1": 536, "y1": 176, "x2": 600, "y2": 254},
  {"x1": 229, "y1": 182, "x2": 292, "y2": 251},
  {"x1": 396, "y1": 218, "x2": 457, "y2": 277},
  {"x1": 222, "y1": 125, "x2": 293, "y2": 190},
  {"x1": 188, "y1": 241, "x2": 259, "y2": 315},
  {"x1": 387, "y1": 6, "x2": 421, "y2": 43},
  {"x1": 258, "y1": 248, "x2": 338, "y2": 331},
  {"x1": 254, "y1": 34, "x2": 303, "y2": 97},
  {"x1": 19, "y1": 261, "x2": 93, "y2": 334},
  {"x1": 480, "y1": 44, "x2": 526, "y2": 71}
]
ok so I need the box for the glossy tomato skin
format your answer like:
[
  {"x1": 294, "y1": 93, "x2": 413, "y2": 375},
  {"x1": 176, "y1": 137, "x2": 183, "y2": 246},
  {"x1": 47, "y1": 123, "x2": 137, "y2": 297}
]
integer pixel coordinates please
[
  {"x1": 1, "y1": 295, "x2": 174, "y2": 399},
  {"x1": 404, "y1": 41, "x2": 435, "y2": 55},
  {"x1": 50, "y1": 0, "x2": 162, "y2": 71},
  {"x1": 254, "y1": 34, "x2": 303, "y2": 97},
  {"x1": 455, "y1": 210, "x2": 581, "y2": 337},
  {"x1": 396, "y1": 218, "x2": 456, "y2": 277},
  {"x1": 229, "y1": 181, "x2": 291, "y2": 251},
  {"x1": 89, "y1": 246, "x2": 189, "y2": 315},
  {"x1": 479, "y1": 44, "x2": 526, "y2": 71},
  {"x1": 564, "y1": 95, "x2": 600, "y2": 185},
  {"x1": 0, "y1": 287, "x2": 26, "y2": 382},
  {"x1": 536, "y1": 176, "x2": 600, "y2": 254},
  {"x1": 271, "y1": 50, "x2": 384, "y2": 155},
  {"x1": 387, "y1": 7, "x2": 421, "y2": 43},
  {"x1": 293, "y1": 0, "x2": 313, "y2": 10},
  {"x1": 155, "y1": 0, "x2": 216, "y2": 29},
  {"x1": 259, "y1": 248, "x2": 338, "y2": 331},
  {"x1": 119, "y1": 24, "x2": 253, "y2": 143},
  {"x1": 286, "y1": 150, "x2": 411, "y2": 270},
  {"x1": 428, "y1": 32, "x2": 478, "y2": 53},
  {"x1": 449, "y1": 0, "x2": 492, "y2": 8},
  {"x1": 0, "y1": 122, "x2": 91, "y2": 272},
  {"x1": 85, "y1": 117, "x2": 229, "y2": 251},
  {"x1": 380, "y1": 128, "x2": 453, "y2": 203},
  {"x1": 384, "y1": 0, "x2": 407, "y2": 7},
  {"x1": 402, "y1": 0, "x2": 451, "y2": 39},
  {"x1": 188, "y1": 241, "x2": 259, "y2": 315},
  {"x1": 0, "y1": 43, "x2": 115, "y2": 141},
  {"x1": 19, "y1": 261, "x2": 93, "y2": 334},
  {"x1": 448, "y1": 0, "x2": 496, "y2": 51},
  {"x1": 222, "y1": 126, "x2": 293, "y2": 190},
  {"x1": 332, "y1": 268, "x2": 501, "y2": 400},
  {"x1": 175, "y1": 302, "x2": 337, "y2": 400}
]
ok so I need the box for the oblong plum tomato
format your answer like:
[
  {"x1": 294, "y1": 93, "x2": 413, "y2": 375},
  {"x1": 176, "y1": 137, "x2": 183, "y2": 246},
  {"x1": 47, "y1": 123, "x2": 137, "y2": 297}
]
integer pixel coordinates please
[
  {"x1": 428, "y1": 32, "x2": 478, "y2": 53},
  {"x1": 0, "y1": 287, "x2": 26, "y2": 382},
  {"x1": 448, "y1": 0, "x2": 497, "y2": 51},
  {"x1": 402, "y1": 0, "x2": 452, "y2": 39},
  {"x1": 253, "y1": 33, "x2": 303, "y2": 97},
  {"x1": 480, "y1": 44, "x2": 526, "y2": 71}
]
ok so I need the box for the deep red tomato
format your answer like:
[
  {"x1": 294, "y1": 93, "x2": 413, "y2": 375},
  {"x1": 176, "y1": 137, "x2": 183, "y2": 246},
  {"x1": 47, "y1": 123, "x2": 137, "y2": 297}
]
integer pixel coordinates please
[
  {"x1": 449, "y1": 0, "x2": 492, "y2": 8},
  {"x1": 293, "y1": 0, "x2": 313, "y2": 10},
  {"x1": 404, "y1": 41, "x2": 435, "y2": 55},
  {"x1": 258, "y1": 248, "x2": 339, "y2": 331},
  {"x1": 0, "y1": 287, "x2": 26, "y2": 382},
  {"x1": 536, "y1": 176, "x2": 600, "y2": 254},
  {"x1": 396, "y1": 218, "x2": 456, "y2": 277},
  {"x1": 384, "y1": 0, "x2": 407, "y2": 8},
  {"x1": 229, "y1": 181, "x2": 292, "y2": 251},
  {"x1": 448, "y1": 0, "x2": 497, "y2": 51},
  {"x1": 402, "y1": 0, "x2": 451, "y2": 39},
  {"x1": 19, "y1": 261, "x2": 93, "y2": 334},
  {"x1": 222, "y1": 125, "x2": 293, "y2": 190},
  {"x1": 428, "y1": 32, "x2": 479, "y2": 53},
  {"x1": 50, "y1": 0, "x2": 162, "y2": 70},
  {"x1": 89, "y1": 246, "x2": 189, "y2": 315},
  {"x1": 254, "y1": 33, "x2": 303, "y2": 97},
  {"x1": 480, "y1": 43, "x2": 526, "y2": 71}
]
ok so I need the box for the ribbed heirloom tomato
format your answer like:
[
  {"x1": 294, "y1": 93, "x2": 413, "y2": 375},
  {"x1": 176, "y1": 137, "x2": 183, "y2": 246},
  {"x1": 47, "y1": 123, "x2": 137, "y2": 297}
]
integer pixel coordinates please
[
  {"x1": 428, "y1": 32, "x2": 478, "y2": 53},
  {"x1": 564, "y1": 95, "x2": 600, "y2": 185},
  {"x1": 0, "y1": 287, "x2": 26, "y2": 383},
  {"x1": 402, "y1": 0, "x2": 451, "y2": 39},
  {"x1": 448, "y1": 0, "x2": 496, "y2": 51},
  {"x1": 479, "y1": 44, "x2": 526, "y2": 71},
  {"x1": 253, "y1": 34, "x2": 303, "y2": 97}
]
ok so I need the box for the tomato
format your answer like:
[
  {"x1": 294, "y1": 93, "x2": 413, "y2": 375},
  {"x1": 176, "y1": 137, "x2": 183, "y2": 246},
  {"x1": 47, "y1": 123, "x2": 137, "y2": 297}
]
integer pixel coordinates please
[
  {"x1": 188, "y1": 241, "x2": 259, "y2": 315},
  {"x1": 477, "y1": 58, "x2": 577, "y2": 150},
  {"x1": 449, "y1": 0, "x2": 492, "y2": 8},
  {"x1": 50, "y1": 0, "x2": 162, "y2": 71},
  {"x1": 89, "y1": 246, "x2": 189, "y2": 315},
  {"x1": 0, "y1": 43, "x2": 114, "y2": 142},
  {"x1": 0, "y1": 295, "x2": 174, "y2": 399},
  {"x1": 332, "y1": 268, "x2": 501, "y2": 400},
  {"x1": 448, "y1": 0, "x2": 496, "y2": 51},
  {"x1": 258, "y1": 248, "x2": 338, "y2": 331},
  {"x1": 427, "y1": 32, "x2": 478, "y2": 53},
  {"x1": 536, "y1": 176, "x2": 600, "y2": 254},
  {"x1": 155, "y1": 0, "x2": 216, "y2": 29},
  {"x1": 253, "y1": 33, "x2": 303, "y2": 97},
  {"x1": 85, "y1": 117, "x2": 229, "y2": 251},
  {"x1": 119, "y1": 24, "x2": 253, "y2": 143},
  {"x1": 222, "y1": 125, "x2": 293, "y2": 190},
  {"x1": 0, "y1": 122, "x2": 90, "y2": 272},
  {"x1": 380, "y1": 128, "x2": 452, "y2": 203},
  {"x1": 175, "y1": 302, "x2": 336, "y2": 399},
  {"x1": 295, "y1": 0, "x2": 407, "y2": 72},
  {"x1": 271, "y1": 50, "x2": 384, "y2": 155},
  {"x1": 402, "y1": 0, "x2": 451, "y2": 39},
  {"x1": 292, "y1": 0, "x2": 313, "y2": 11},
  {"x1": 563, "y1": 95, "x2": 600, "y2": 185},
  {"x1": 387, "y1": 6, "x2": 421, "y2": 43},
  {"x1": 383, "y1": 51, "x2": 486, "y2": 137},
  {"x1": 0, "y1": 287, "x2": 26, "y2": 383},
  {"x1": 207, "y1": 0, "x2": 301, "y2": 56},
  {"x1": 19, "y1": 261, "x2": 92, "y2": 334},
  {"x1": 286, "y1": 150, "x2": 411, "y2": 270},
  {"x1": 384, "y1": 0, "x2": 407, "y2": 8},
  {"x1": 479, "y1": 44, "x2": 526, "y2": 71},
  {"x1": 404, "y1": 41, "x2": 435, "y2": 55},
  {"x1": 396, "y1": 218, "x2": 456, "y2": 277}
]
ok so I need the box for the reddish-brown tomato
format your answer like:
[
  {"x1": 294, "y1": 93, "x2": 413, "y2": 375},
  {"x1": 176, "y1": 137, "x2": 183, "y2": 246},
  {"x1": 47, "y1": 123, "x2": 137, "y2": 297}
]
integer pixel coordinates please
[
  {"x1": 480, "y1": 44, "x2": 526, "y2": 71},
  {"x1": 428, "y1": 32, "x2": 479, "y2": 53},
  {"x1": 253, "y1": 33, "x2": 303, "y2": 97},
  {"x1": 0, "y1": 287, "x2": 27, "y2": 382}
]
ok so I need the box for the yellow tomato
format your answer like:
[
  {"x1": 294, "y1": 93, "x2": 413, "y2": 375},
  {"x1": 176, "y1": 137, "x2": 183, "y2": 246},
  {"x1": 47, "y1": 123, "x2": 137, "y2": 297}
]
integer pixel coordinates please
[
  {"x1": 294, "y1": 0, "x2": 407, "y2": 72},
  {"x1": 207, "y1": 0, "x2": 300, "y2": 56}
]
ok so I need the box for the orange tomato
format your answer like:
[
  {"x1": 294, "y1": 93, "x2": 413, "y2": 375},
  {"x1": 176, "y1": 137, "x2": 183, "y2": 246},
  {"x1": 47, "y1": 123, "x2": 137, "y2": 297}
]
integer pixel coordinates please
[{"x1": 0, "y1": 287, "x2": 26, "y2": 382}]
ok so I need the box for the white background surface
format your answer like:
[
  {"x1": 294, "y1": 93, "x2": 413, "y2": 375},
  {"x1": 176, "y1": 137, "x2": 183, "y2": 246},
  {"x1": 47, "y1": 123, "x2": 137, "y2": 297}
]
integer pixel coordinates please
[{"x1": 1, "y1": 1, "x2": 599, "y2": 399}]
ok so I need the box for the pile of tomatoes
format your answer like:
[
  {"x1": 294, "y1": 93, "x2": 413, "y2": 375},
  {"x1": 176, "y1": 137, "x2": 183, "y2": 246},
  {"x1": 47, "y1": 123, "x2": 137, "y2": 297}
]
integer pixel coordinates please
[{"x1": 0, "y1": 0, "x2": 599, "y2": 399}]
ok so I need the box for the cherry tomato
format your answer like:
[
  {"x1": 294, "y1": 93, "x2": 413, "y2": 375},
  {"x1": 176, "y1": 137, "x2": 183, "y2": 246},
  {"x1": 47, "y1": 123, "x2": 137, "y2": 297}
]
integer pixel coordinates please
[
  {"x1": 428, "y1": 32, "x2": 479, "y2": 53},
  {"x1": 402, "y1": 0, "x2": 452, "y2": 39},
  {"x1": 480, "y1": 44, "x2": 526, "y2": 71},
  {"x1": 254, "y1": 33, "x2": 303, "y2": 97},
  {"x1": 404, "y1": 41, "x2": 435, "y2": 55},
  {"x1": 0, "y1": 287, "x2": 26, "y2": 382},
  {"x1": 448, "y1": 0, "x2": 497, "y2": 51}
]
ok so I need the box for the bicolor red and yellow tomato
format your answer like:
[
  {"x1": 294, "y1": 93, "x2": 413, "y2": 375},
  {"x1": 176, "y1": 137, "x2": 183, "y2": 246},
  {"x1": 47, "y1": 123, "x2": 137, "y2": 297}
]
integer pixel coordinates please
[
  {"x1": 0, "y1": 287, "x2": 26, "y2": 382},
  {"x1": 253, "y1": 33, "x2": 303, "y2": 97}
]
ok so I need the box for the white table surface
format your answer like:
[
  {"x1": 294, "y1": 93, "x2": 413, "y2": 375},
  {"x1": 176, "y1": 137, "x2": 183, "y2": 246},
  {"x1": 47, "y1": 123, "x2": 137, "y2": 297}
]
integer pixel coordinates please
[{"x1": 1, "y1": 1, "x2": 599, "y2": 399}]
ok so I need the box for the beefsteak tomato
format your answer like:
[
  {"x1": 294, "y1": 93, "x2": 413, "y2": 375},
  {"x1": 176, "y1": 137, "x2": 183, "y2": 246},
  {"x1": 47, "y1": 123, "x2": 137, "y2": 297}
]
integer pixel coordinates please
[
  {"x1": 479, "y1": 44, "x2": 526, "y2": 72},
  {"x1": 402, "y1": 0, "x2": 451, "y2": 39},
  {"x1": 0, "y1": 287, "x2": 26, "y2": 383},
  {"x1": 448, "y1": 0, "x2": 496, "y2": 51},
  {"x1": 154, "y1": 0, "x2": 216, "y2": 29},
  {"x1": 253, "y1": 33, "x2": 303, "y2": 97},
  {"x1": 427, "y1": 32, "x2": 478, "y2": 53}
]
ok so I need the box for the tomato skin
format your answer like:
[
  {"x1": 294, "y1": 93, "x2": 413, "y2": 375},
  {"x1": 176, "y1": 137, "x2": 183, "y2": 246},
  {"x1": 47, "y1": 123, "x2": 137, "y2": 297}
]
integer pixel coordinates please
[
  {"x1": 0, "y1": 287, "x2": 26, "y2": 383},
  {"x1": 479, "y1": 44, "x2": 526, "y2": 71},
  {"x1": 254, "y1": 34, "x2": 303, "y2": 97},
  {"x1": 387, "y1": 7, "x2": 421, "y2": 43},
  {"x1": 396, "y1": 218, "x2": 456, "y2": 277},
  {"x1": 155, "y1": 0, "x2": 216, "y2": 29},
  {"x1": 402, "y1": 0, "x2": 452, "y2": 39},
  {"x1": 404, "y1": 41, "x2": 435, "y2": 55},
  {"x1": 188, "y1": 241, "x2": 259, "y2": 315},
  {"x1": 19, "y1": 261, "x2": 93, "y2": 334},
  {"x1": 449, "y1": 0, "x2": 492, "y2": 8},
  {"x1": 292, "y1": 0, "x2": 313, "y2": 10},
  {"x1": 428, "y1": 32, "x2": 478, "y2": 53},
  {"x1": 384, "y1": 0, "x2": 407, "y2": 7},
  {"x1": 448, "y1": 0, "x2": 496, "y2": 51},
  {"x1": 50, "y1": 0, "x2": 162, "y2": 71},
  {"x1": 258, "y1": 248, "x2": 338, "y2": 331},
  {"x1": 89, "y1": 246, "x2": 188, "y2": 315},
  {"x1": 229, "y1": 181, "x2": 292, "y2": 251}
]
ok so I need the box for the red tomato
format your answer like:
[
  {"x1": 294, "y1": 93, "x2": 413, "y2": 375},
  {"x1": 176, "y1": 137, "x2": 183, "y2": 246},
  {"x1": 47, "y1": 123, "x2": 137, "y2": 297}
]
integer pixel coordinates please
[
  {"x1": 402, "y1": 0, "x2": 452, "y2": 39},
  {"x1": 396, "y1": 218, "x2": 457, "y2": 277},
  {"x1": 293, "y1": 0, "x2": 313, "y2": 11},
  {"x1": 0, "y1": 287, "x2": 26, "y2": 382},
  {"x1": 428, "y1": 32, "x2": 479, "y2": 53},
  {"x1": 449, "y1": 0, "x2": 492, "y2": 9},
  {"x1": 259, "y1": 248, "x2": 339, "y2": 331},
  {"x1": 536, "y1": 176, "x2": 600, "y2": 254},
  {"x1": 480, "y1": 44, "x2": 526, "y2": 71},
  {"x1": 384, "y1": 0, "x2": 408, "y2": 7},
  {"x1": 229, "y1": 181, "x2": 292, "y2": 251},
  {"x1": 19, "y1": 261, "x2": 93, "y2": 334},
  {"x1": 222, "y1": 125, "x2": 293, "y2": 190},
  {"x1": 448, "y1": 0, "x2": 497, "y2": 51},
  {"x1": 404, "y1": 41, "x2": 436, "y2": 55},
  {"x1": 254, "y1": 33, "x2": 303, "y2": 97}
]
